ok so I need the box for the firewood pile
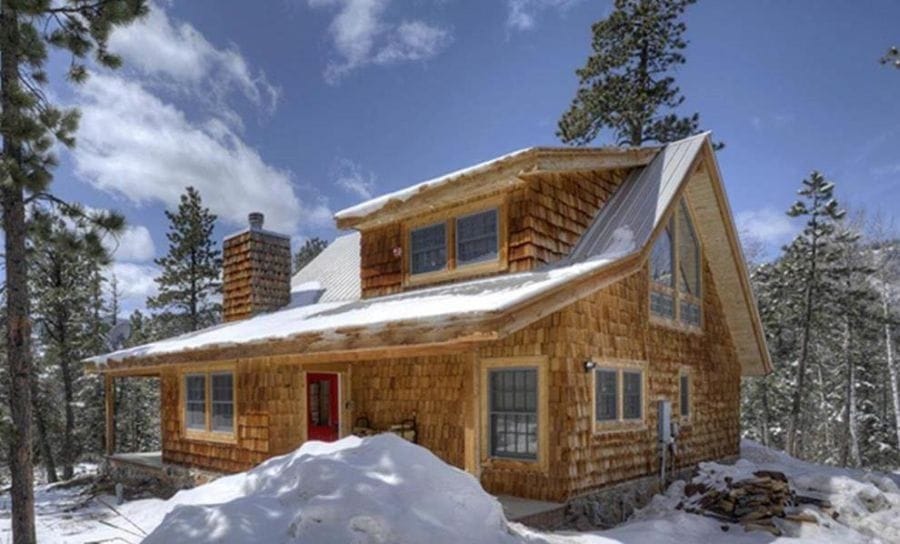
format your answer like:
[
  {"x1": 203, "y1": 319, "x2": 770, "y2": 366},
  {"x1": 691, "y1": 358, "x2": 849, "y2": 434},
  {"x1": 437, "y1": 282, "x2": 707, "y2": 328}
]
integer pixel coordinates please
[{"x1": 679, "y1": 470, "x2": 833, "y2": 536}]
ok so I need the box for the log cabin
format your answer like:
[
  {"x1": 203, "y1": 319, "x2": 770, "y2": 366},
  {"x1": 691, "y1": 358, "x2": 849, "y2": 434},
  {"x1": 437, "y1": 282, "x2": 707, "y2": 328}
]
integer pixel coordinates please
[{"x1": 87, "y1": 132, "x2": 771, "y2": 513}]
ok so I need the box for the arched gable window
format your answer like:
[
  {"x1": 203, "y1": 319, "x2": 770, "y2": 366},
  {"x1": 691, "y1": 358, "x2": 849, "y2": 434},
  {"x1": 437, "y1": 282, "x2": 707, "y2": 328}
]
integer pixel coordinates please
[{"x1": 649, "y1": 197, "x2": 702, "y2": 327}]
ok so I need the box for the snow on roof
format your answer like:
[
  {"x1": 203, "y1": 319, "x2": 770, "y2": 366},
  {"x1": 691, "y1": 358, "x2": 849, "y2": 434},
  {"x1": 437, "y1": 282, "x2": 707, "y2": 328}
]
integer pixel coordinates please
[
  {"x1": 334, "y1": 147, "x2": 534, "y2": 220},
  {"x1": 88, "y1": 134, "x2": 744, "y2": 369},
  {"x1": 290, "y1": 231, "x2": 361, "y2": 303},
  {"x1": 87, "y1": 251, "x2": 629, "y2": 365}
]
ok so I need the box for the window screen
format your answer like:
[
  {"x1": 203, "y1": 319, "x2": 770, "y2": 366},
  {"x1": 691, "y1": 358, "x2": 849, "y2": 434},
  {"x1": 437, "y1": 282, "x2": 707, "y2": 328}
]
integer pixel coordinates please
[
  {"x1": 211, "y1": 373, "x2": 234, "y2": 432},
  {"x1": 185, "y1": 375, "x2": 206, "y2": 430},
  {"x1": 623, "y1": 371, "x2": 643, "y2": 420},
  {"x1": 595, "y1": 370, "x2": 618, "y2": 422},
  {"x1": 456, "y1": 208, "x2": 498, "y2": 265},
  {"x1": 410, "y1": 222, "x2": 447, "y2": 275},
  {"x1": 489, "y1": 368, "x2": 538, "y2": 460},
  {"x1": 680, "y1": 374, "x2": 690, "y2": 417}
]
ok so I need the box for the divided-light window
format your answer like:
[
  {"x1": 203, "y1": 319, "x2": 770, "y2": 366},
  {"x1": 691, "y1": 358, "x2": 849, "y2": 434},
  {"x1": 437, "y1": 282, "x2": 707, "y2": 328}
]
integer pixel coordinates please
[
  {"x1": 184, "y1": 371, "x2": 235, "y2": 437},
  {"x1": 488, "y1": 368, "x2": 538, "y2": 460},
  {"x1": 594, "y1": 366, "x2": 645, "y2": 426},
  {"x1": 650, "y1": 198, "x2": 702, "y2": 327},
  {"x1": 408, "y1": 206, "x2": 501, "y2": 279}
]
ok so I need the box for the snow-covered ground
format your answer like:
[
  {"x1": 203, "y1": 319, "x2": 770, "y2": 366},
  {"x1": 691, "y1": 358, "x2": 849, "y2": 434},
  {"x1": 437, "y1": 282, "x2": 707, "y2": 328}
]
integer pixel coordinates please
[{"x1": 1, "y1": 438, "x2": 898, "y2": 543}]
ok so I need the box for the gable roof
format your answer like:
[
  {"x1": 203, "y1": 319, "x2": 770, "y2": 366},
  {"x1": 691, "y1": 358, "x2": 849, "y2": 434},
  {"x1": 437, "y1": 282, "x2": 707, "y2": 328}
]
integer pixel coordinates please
[
  {"x1": 289, "y1": 232, "x2": 361, "y2": 306},
  {"x1": 87, "y1": 134, "x2": 771, "y2": 376}
]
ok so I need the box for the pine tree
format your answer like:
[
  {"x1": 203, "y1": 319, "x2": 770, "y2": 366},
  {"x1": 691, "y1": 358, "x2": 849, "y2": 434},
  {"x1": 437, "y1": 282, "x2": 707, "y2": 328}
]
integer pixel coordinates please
[
  {"x1": 557, "y1": 0, "x2": 708, "y2": 146},
  {"x1": 29, "y1": 208, "x2": 111, "y2": 481},
  {"x1": 0, "y1": 3, "x2": 146, "y2": 540},
  {"x1": 293, "y1": 237, "x2": 328, "y2": 273},
  {"x1": 148, "y1": 187, "x2": 222, "y2": 333},
  {"x1": 783, "y1": 172, "x2": 846, "y2": 458}
]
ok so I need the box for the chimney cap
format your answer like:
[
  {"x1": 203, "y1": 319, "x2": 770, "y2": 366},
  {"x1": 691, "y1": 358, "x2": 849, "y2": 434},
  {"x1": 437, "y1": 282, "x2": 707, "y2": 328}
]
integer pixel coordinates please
[{"x1": 248, "y1": 212, "x2": 265, "y2": 230}]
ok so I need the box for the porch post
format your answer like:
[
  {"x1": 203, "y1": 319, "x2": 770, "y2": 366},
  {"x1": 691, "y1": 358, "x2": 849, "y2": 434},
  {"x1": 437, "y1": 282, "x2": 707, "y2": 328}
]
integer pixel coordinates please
[
  {"x1": 104, "y1": 373, "x2": 115, "y2": 455},
  {"x1": 463, "y1": 351, "x2": 480, "y2": 477}
]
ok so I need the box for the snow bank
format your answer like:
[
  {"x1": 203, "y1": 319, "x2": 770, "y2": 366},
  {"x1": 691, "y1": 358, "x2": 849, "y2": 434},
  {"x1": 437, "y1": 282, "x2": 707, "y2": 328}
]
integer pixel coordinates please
[{"x1": 144, "y1": 434, "x2": 543, "y2": 544}]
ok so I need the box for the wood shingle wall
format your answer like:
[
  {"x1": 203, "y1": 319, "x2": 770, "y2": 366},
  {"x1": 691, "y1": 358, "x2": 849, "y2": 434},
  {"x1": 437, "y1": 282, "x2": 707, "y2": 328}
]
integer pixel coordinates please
[
  {"x1": 358, "y1": 169, "x2": 629, "y2": 298},
  {"x1": 160, "y1": 359, "x2": 304, "y2": 472},
  {"x1": 157, "y1": 259, "x2": 739, "y2": 503}
]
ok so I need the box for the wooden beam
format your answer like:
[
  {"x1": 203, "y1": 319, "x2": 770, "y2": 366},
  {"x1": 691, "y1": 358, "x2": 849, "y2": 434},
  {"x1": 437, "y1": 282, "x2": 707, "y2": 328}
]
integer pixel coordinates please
[{"x1": 104, "y1": 374, "x2": 115, "y2": 456}]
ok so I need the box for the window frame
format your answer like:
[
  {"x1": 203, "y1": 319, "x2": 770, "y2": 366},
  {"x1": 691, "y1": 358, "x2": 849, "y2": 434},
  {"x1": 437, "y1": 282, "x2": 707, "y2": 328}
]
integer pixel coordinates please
[
  {"x1": 181, "y1": 365, "x2": 237, "y2": 443},
  {"x1": 480, "y1": 356, "x2": 549, "y2": 472},
  {"x1": 649, "y1": 197, "x2": 703, "y2": 330},
  {"x1": 402, "y1": 196, "x2": 508, "y2": 287},
  {"x1": 487, "y1": 367, "x2": 539, "y2": 461},
  {"x1": 591, "y1": 360, "x2": 648, "y2": 433}
]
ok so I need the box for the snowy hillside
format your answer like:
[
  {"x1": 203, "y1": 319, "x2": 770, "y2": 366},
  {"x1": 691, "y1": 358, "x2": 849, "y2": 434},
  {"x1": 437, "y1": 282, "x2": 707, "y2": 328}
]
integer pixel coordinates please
[{"x1": 1, "y1": 437, "x2": 898, "y2": 543}]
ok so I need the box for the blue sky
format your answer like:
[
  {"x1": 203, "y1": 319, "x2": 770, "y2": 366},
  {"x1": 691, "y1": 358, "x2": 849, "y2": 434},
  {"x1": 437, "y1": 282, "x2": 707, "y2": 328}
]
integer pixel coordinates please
[{"x1": 46, "y1": 0, "x2": 900, "y2": 313}]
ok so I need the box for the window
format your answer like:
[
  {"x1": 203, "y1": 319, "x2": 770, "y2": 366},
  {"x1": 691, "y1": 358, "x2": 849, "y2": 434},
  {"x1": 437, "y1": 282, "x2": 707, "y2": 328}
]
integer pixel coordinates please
[
  {"x1": 183, "y1": 370, "x2": 235, "y2": 438},
  {"x1": 456, "y1": 209, "x2": 498, "y2": 265},
  {"x1": 623, "y1": 371, "x2": 643, "y2": 420},
  {"x1": 489, "y1": 368, "x2": 538, "y2": 460},
  {"x1": 595, "y1": 370, "x2": 618, "y2": 422},
  {"x1": 211, "y1": 373, "x2": 234, "y2": 433},
  {"x1": 593, "y1": 365, "x2": 646, "y2": 428},
  {"x1": 405, "y1": 202, "x2": 505, "y2": 283},
  {"x1": 650, "y1": 198, "x2": 702, "y2": 327},
  {"x1": 410, "y1": 222, "x2": 447, "y2": 275},
  {"x1": 185, "y1": 375, "x2": 206, "y2": 430},
  {"x1": 679, "y1": 372, "x2": 690, "y2": 418}
]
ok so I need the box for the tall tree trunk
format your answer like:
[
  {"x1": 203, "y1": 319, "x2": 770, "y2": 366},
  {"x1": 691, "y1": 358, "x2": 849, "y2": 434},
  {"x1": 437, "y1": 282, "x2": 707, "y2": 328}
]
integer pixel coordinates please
[
  {"x1": 882, "y1": 293, "x2": 900, "y2": 451},
  {"x1": 760, "y1": 376, "x2": 771, "y2": 447},
  {"x1": 31, "y1": 380, "x2": 58, "y2": 484},
  {"x1": 842, "y1": 315, "x2": 861, "y2": 467},
  {"x1": 60, "y1": 355, "x2": 76, "y2": 480},
  {"x1": 786, "y1": 201, "x2": 821, "y2": 458},
  {"x1": 1, "y1": 3, "x2": 36, "y2": 541}
]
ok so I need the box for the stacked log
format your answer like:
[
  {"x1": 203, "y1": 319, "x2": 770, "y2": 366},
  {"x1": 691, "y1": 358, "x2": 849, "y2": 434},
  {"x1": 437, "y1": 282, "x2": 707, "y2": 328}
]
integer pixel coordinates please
[{"x1": 681, "y1": 470, "x2": 799, "y2": 536}]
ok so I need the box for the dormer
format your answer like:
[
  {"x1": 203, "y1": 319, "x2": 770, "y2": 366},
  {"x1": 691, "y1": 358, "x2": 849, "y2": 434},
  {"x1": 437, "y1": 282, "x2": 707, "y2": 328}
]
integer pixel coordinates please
[{"x1": 335, "y1": 146, "x2": 658, "y2": 298}]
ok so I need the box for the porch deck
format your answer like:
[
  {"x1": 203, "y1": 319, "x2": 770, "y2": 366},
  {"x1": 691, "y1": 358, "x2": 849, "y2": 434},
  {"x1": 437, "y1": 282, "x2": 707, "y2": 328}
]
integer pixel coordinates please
[{"x1": 107, "y1": 451, "x2": 164, "y2": 470}]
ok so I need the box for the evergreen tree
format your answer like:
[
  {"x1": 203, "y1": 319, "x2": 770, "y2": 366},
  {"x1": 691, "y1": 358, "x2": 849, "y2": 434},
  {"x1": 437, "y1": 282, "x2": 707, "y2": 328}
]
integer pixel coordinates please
[
  {"x1": 293, "y1": 237, "x2": 328, "y2": 273},
  {"x1": 148, "y1": 187, "x2": 222, "y2": 333},
  {"x1": 783, "y1": 172, "x2": 846, "y2": 458},
  {"x1": 0, "y1": 3, "x2": 146, "y2": 541},
  {"x1": 29, "y1": 208, "x2": 111, "y2": 481},
  {"x1": 557, "y1": 0, "x2": 708, "y2": 146}
]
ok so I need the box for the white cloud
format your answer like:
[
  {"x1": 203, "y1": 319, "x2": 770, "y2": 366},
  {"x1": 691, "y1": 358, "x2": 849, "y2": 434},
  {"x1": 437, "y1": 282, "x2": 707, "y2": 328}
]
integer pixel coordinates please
[
  {"x1": 736, "y1": 207, "x2": 796, "y2": 246},
  {"x1": 109, "y1": 3, "x2": 279, "y2": 114},
  {"x1": 108, "y1": 262, "x2": 160, "y2": 303},
  {"x1": 506, "y1": 0, "x2": 581, "y2": 31},
  {"x1": 103, "y1": 224, "x2": 157, "y2": 262},
  {"x1": 334, "y1": 158, "x2": 376, "y2": 199},
  {"x1": 71, "y1": 74, "x2": 332, "y2": 234},
  {"x1": 309, "y1": 0, "x2": 452, "y2": 83}
]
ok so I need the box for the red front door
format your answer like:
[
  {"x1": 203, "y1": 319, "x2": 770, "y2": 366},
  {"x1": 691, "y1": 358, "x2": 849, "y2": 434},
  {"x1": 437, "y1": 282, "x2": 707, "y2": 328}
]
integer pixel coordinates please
[{"x1": 307, "y1": 373, "x2": 340, "y2": 441}]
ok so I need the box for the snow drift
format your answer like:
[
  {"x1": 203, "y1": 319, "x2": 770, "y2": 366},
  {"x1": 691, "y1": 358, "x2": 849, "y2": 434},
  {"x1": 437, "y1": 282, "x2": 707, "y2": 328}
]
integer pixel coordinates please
[{"x1": 143, "y1": 434, "x2": 542, "y2": 544}]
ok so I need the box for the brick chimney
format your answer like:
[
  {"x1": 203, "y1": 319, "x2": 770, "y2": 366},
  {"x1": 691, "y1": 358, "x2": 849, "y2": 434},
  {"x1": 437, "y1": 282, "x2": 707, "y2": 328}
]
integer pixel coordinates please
[{"x1": 222, "y1": 212, "x2": 292, "y2": 322}]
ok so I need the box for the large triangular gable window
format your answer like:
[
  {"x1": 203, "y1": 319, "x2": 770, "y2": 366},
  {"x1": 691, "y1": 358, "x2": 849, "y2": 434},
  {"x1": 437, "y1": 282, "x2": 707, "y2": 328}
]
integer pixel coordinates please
[{"x1": 649, "y1": 197, "x2": 702, "y2": 328}]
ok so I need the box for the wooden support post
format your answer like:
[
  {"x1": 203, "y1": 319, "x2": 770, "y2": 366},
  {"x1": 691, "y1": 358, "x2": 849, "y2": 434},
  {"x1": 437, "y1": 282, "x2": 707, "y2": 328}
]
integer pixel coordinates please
[
  {"x1": 104, "y1": 374, "x2": 115, "y2": 456},
  {"x1": 463, "y1": 351, "x2": 480, "y2": 477}
]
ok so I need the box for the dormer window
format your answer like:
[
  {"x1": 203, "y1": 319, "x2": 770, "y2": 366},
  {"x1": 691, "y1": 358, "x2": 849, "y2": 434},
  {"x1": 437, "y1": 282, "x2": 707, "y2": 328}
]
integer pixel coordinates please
[
  {"x1": 404, "y1": 198, "x2": 508, "y2": 286},
  {"x1": 456, "y1": 208, "x2": 499, "y2": 265},
  {"x1": 410, "y1": 222, "x2": 447, "y2": 275},
  {"x1": 650, "y1": 198, "x2": 702, "y2": 328}
]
